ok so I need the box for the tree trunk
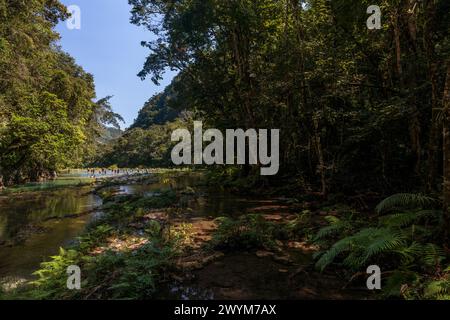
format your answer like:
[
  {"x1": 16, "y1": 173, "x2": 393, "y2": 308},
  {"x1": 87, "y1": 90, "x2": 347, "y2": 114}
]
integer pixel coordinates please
[
  {"x1": 427, "y1": 63, "x2": 440, "y2": 192},
  {"x1": 392, "y1": 10, "x2": 403, "y2": 87},
  {"x1": 313, "y1": 115, "x2": 327, "y2": 197},
  {"x1": 424, "y1": 0, "x2": 439, "y2": 192},
  {"x1": 442, "y1": 62, "x2": 450, "y2": 244}
]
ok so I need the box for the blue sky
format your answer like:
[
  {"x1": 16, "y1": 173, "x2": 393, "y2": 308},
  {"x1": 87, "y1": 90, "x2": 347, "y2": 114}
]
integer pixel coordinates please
[{"x1": 56, "y1": 0, "x2": 176, "y2": 129}]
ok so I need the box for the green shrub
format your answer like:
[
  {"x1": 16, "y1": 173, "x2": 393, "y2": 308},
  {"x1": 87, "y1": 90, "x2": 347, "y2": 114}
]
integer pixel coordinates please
[{"x1": 210, "y1": 214, "x2": 277, "y2": 250}]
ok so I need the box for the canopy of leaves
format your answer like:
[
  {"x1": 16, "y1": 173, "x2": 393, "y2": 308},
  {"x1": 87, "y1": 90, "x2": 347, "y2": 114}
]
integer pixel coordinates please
[
  {"x1": 126, "y1": 0, "x2": 450, "y2": 195},
  {"x1": 0, "y1": 0, "x2": 122, "y2": 184}
]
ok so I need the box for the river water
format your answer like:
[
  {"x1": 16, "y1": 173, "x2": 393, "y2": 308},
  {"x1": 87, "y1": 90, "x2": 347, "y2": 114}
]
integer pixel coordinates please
[
  {"x1": 0, "y1": 172, "x2": 285, "y2": 284},
  {"x1": 0, "y1": 175, "x2": 103, "y2": 284}
]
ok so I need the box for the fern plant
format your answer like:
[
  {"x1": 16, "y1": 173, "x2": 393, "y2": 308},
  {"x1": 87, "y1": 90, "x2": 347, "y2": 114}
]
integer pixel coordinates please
[
  {"x1": 375, "y1": 193, "x2": 437, "y2": 214},
  {"x1": 316, "y1": 227, "x2": 408, "y2": 271},
  {"x1": 314, "y1": 215, "x2": 354, "y2": 241},
  {"x1": 423, "y1": 276, "x2": 450, "y2": 300},
  {"x1": 313, "y1": 193, "x2": 448, "y2": 298},
  {"x1": 400, "y1": 265, "x2": 450, "y2": 300}
]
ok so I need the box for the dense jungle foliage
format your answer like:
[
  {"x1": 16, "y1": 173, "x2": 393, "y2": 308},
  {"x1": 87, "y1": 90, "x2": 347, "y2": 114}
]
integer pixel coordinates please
[
  {"x1": 100, "y1": 0, "x2": 450, "y2": 196},
  {"x1": 1, "y1": 0, "x2": 450, "y2": 301},
  {"x1": 0, "y1": 0, "x2": 122, "y2": 186}
]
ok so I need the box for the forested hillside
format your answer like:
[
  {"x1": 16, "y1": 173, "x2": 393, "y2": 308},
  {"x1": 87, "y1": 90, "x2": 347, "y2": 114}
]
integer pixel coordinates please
[
  {"x1": 0, "y1": 0, "x2": 121, "y2": 186},
  {"x1": 93, "y1": 79, "x2": 188, "y2": 168},
  {"x1": 130, "y1": 81, "x2": 182, "y2": 130}
]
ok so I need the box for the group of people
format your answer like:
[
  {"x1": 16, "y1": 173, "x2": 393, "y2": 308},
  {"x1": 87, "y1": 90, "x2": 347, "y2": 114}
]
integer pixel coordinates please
[{"x1": 85, "y1": 168, "x2": 150, "y2": 179}]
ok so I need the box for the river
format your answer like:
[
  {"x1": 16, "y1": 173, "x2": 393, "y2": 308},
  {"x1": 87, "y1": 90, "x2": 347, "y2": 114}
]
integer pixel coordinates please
[
  {"x1": 0, "y1": 179, "x2": 102, "y2": 285},
  {"x1": 0, "y1": 171, "x2": 284, "y2": 285},
  {"x1": 0, "y1": 171, "x2": 367, "y2": 299}
]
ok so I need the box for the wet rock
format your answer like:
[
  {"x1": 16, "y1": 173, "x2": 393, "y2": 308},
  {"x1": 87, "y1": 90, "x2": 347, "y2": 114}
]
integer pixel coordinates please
[
  {"x1": 273, "y1": 255, "x2": 293, "y2": 265},
  {"x1": 262, "y1": 214, "x2": 284, "y2": 222},
  {"x1": 176, "y1": 252, "x2": 225, "y2": 271},
  {"x1": 287, "y1": 241, "x2": 319, "y2": 252},
  {"x1": 181, "y1": 187, "x2": 196, "y2": 195},
  {"x1": 177, "y1": 261, "x2": 204, "y2": 270},
  {"x1": 91, "y1": 236, "x2": 149, "y2": 255},
  {"x1": 256, "y1": 250, "x2": 275, "y2": 258},
  {"x1": 143, "y1": 211, "x2": 168, "y2": 222},
  {"x1": 201, "y1": 252, "x2": 225, "y2": 265},
  {"x1": 275, "y1": 240, "x2": 284, "y2": 247},
  {"x1": 218, "y1": 288, "x2": 248, "y2": 300},
  {"x1": 170, "y1": 274, "x2": 185, "y2": 282},
  {"x1": 129, "y1": 222, "x2": 145, "y2": 229}
]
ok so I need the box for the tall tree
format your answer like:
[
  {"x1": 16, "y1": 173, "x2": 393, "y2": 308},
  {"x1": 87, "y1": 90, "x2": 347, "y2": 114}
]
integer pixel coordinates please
[
  {"x1": 0, "y1": 0, "x2": 122, "y2": 184},
  {"x1": 128, "y1": 0, "x2": 450, "y2": 196},
  {"x1": 443, "y1": 61, "x2": 450, "y2": 244}
]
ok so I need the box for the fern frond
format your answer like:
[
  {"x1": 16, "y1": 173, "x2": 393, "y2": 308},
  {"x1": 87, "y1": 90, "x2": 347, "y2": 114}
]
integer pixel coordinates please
[
  {"x1": 415, "y1": 210, "x2": 442, "y2": 219},
  {"x1": 376, "y1": 194, "x2": 436, "y2": 214},
  {"x1": 324, "y1": 216, "x2": 341, "y2": 225},
  {"x1": 379, "y1": 212, "x2": 419, "y2": 228},
  {"x1": 314, "y1": 224, "x2": 344, "y2": 240},
  {"x1": 315, "y1": 236, "x2": 354, "y2": 271},
  {"x1": 362, "y1": 229, "x2": 407, "y2": 261},
  {"x1": 394, "y1": 242, "x2": 423, "y2": 265},
  {"x1": 424, "y1": 280, "x2": 450, "y2": 299},
  {"x1": 421, "y1": 243, "x2": 445, "y2": 268},
  {"x1": 314, "y1": 216, "x2": 351, "y2": 241},
  {"x1": 342, "y1": 249, "x2": 367, "y2": 269},
  {"x1": 384, "y1": 270, "x2": 420, "y2": 298},
  {"x1": 316, "y1": 228, "x2": 408, "y2": 270}
]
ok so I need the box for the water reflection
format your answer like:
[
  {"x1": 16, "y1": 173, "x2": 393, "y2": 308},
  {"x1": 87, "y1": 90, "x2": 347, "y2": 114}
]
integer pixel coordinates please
[
  {"x1": 0, "y1": 172, "x2": 289, "y2": 285},
  {"x1": 0, "y1": 187, "x2": 101, "y2": 242},
  {"x1": 0, "y1": 177, "x2": 102, "y2": 282},
  {"x1": 110, "y1": 181, "x2": 290, "y2": 219},
  {"x1": 0, "y1": 214, "x2": 96, "y2": 282}
]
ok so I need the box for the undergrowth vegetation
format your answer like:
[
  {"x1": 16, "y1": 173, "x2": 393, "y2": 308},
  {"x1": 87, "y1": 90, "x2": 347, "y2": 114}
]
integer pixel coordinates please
[
  {"x1": 210, "y1": 214, "x2": 279, "y2": 251},
  {"x1": 313, "y1": 194, "x2": 450, "y2": 299},
  {"x1": 2, "y1": 184, "x2": 183, "y2": 300},
  {"x1": 2, "y1": 173, "x2": 449, "y2": 301},
  {"x1": 203, "y1": 191, "x2": 450, "y2": 300},
  {"x1": 209, "y1": 210, "x2": 318, "y2": 251}
]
